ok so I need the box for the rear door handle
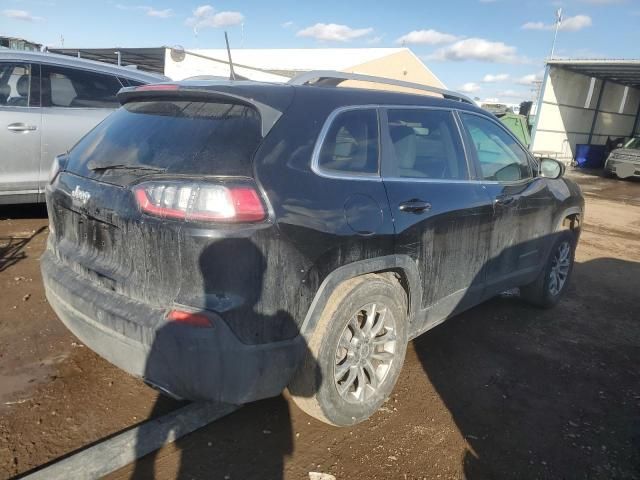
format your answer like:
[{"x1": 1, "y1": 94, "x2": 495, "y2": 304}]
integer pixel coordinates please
[
  {"x1": 399, "y1": 199, "x2": 432, "y2": 214},
  {"x1": 7, "y1": 123, "x2": 37, "y2": 132},
  {"x1": 494, "y1": 195, "x2": 516, "y2": 207}
]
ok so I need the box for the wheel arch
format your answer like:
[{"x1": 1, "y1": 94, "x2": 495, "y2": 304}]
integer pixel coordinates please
[
  {"x1": 554, "y1": 206, "x2": 582, "y2": 238},
  {"x1": 299, "y1": 255, "x2": 421, "y2": 340}
]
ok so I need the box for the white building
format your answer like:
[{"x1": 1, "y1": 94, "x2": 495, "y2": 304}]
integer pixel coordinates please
[{"x1": 50, "y1": 46, "x2": 446, "y2": 92}]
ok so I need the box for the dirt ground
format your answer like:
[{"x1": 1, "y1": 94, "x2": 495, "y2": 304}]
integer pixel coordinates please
[{"x1": 1, "y1": 170, "x2": 639, "y2": 480}]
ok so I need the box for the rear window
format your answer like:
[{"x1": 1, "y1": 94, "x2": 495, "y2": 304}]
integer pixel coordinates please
[{"x1": 66, "y1": 100, "x2": 262, "y2": 177}]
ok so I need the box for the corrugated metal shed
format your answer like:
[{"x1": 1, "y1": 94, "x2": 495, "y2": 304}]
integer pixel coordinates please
[{"x1": 547, "y1": 59, "x2": 640, "y2": 88}]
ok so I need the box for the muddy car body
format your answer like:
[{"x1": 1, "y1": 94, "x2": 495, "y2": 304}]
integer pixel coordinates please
[{"x1": 41, "y1": 73, "x2": 584, "y2": 425}]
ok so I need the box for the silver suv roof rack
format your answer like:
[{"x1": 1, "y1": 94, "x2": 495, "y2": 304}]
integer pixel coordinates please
[{"x1": 288, "y1": 70, "x2": 474, "y2": 104}]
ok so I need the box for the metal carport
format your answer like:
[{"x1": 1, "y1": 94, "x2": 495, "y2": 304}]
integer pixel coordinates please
[{"x1": 531, "y1": 59, "x2": 640, "y2": 163}]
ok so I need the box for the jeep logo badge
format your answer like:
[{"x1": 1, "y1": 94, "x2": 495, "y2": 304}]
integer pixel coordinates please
[{"x1": 71, "y1": 185, "x2": 91, "y2": 205}]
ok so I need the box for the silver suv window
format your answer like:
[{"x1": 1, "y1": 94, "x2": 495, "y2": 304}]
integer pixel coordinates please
[
  {"x1": 0, "y1": 63, "x2": 33, "y2": 107},
  {"x1": 41, "y1": 64, "x2": 122, "y2": 109},
  {"x1": 318, "y1": 109, "x2": 379, "y2": 176}
]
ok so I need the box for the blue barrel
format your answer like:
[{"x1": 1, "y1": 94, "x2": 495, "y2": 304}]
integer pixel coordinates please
[{"x1": 575, "y1": 144, "x2": 607, "y2": 168}]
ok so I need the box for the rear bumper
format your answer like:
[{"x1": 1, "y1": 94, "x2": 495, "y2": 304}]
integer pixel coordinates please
[{"x1": 41, "y1": 251, "x2": 303, "y2": 403}]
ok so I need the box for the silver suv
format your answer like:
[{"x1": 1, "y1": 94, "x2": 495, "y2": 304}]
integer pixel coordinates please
[{"x1": 0, "y1": 50, "x2": 167, "y2": 204}]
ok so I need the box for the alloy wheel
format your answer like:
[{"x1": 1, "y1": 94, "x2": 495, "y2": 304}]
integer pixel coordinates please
[
  {"x1": 334, "y1": 303, "x2": 397, "y2": 404},
  {"x1": 549, "y1": 240, "x2": 571, "y2": 296}
]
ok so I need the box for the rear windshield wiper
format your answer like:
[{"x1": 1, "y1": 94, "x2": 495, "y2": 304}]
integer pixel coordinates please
[{"x1": 88, "y1": 163, "x2": 167, "y2": 173}]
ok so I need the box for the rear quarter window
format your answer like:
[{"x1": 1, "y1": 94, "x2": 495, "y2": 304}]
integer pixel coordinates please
[
  {"x1": 66, "y1": 100, "x2": 262, "y2": 178},
  {"x1": 317, "y1": 109, "x2": 379, "y2": 176}
]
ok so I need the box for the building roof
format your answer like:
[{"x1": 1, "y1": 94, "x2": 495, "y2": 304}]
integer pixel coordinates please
[
  {"x1": 4, "y1": 50, "x2": 168, "y2": 82},
  {"x1": 547, "y1": 59, "x2": 640, "y2": 88},
  {"x1": 188, "y1": 48, "x2": 409, "y2": 72}
]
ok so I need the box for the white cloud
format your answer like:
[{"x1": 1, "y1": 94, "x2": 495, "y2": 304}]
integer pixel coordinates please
[
  {"x1": 367, "y1": 35, "x2": 384, "y2": 45},
  {"x1": 296, "y1": 23, "x2": 373, "y2": 42},
  {"x1": 186, "y1": 5, "x2": 244, "y2": 31},
  {"x1": 116, "y1": 4, "x2": 173, "y2": 18},
  {"x1": 281, "y1": 21, "x2": 294, "y2": 28},
  {"x1": 146, "y1": 8, "x2": 172, "y2": 18},
  {"x1": 521, "y1": 21, "x2": 546, "y2": 30},
  {"x1": 396, "y1": 29, "x2": 460, "y2": 45},
  {"x1": 459, "y1": 82, "x2": 481, "y2": 93},
  {"x1": 2, "y1": 9, "x2": 42, "y2": 21},
  {"x1": 516, "y1": 72, "x2": 544, "y2": 85},
  {"x1": 430, "y1": 38, "x2": 520, "y2": 63},
  {"x1": 482, "y1": 73, "x2": 510, "y2": 82},
  {"x1": 560, "y1": 14, "x2": 593, "y2": 31},
  {"x1": 522, "y1": 14, "x2": 592, "y2": 31}
]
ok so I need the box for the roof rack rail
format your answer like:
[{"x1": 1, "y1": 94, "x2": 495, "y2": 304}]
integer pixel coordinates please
[{"x1": 288, "y1": 70, "x2": 474, "y2": 104}]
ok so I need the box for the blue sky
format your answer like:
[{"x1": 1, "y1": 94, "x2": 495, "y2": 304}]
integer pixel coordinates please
[{"x1": 2, "y1": 0, "x2": 639, "y2": 103}]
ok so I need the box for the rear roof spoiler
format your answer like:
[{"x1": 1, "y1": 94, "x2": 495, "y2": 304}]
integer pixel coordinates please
[{"x1": 117, "y1": 85, "x2": 285, "y2": 137}]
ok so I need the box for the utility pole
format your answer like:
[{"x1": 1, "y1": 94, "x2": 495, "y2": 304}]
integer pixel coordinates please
[{"x1": 549, "y1": 8, "x2": 562, "y2": 59}]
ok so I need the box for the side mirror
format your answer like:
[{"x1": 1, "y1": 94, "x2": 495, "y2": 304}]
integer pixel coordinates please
[{"x1": 539, "y1": 157, "x2": 564, "y2": 179}]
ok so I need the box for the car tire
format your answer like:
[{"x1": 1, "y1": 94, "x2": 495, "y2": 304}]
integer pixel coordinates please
[
  {"x1": 520, "y1": 230, "x2": 576, "y2": 309},
  {"x1": 289, "y1": 274, "x2": 408, "y2": 426}
]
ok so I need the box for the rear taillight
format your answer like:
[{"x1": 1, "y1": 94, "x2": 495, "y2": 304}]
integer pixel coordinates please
[{"x1": 133, "y1": 180, "x2": 266, "y2": 223}]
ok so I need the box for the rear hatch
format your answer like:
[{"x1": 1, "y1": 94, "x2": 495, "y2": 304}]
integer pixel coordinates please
[{"x1": 46, "y1": 84, "x2": 292, "y2": 308}]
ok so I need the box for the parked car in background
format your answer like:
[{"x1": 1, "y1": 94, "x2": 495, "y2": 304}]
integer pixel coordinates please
[
  {"x1": 0, "y1": 50, "x2": 167, "y2": 204},
  {"x1": 604, "y1": 136, "x2": 640, "y2": 179},
  {"x1": 42, "y1": 72, "x2": 584, "y2": 426}
]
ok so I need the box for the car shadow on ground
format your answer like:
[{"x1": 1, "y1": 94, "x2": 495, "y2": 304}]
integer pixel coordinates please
[
  {"x1": 0, "y1": 204, "x2": 48, "y2": 272},
  {"x1": 414, "y1": 256, "x2": 640, "y2": 479},
  {"x1": 0, "y1": 225, "x2": 47, "y2": 273},
  {"x1": 128, "y1": 239, "x2": 319, "y2": 480}
]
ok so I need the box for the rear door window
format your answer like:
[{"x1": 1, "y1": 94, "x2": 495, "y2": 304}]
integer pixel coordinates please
[
  {"x1": 385, "y1": 108, "x2": 467, "y2": 180},
  {"x1": 66, "y1": 100, "x2": 262, "y2": 179},
  {"x1": 0, "y1": 62, "x2": 36, "y2": 107},
  {"x1": 42, "y1": 65, "x2": 122, "y2": 108},
  {"x1": 318, "y1": 109, "x2": 379, "y2": 176}
]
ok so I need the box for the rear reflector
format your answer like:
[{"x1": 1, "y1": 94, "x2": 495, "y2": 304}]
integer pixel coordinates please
[
  {"x1": 133, "y1": 180, "x2": 266, "y2": 223},
  {"x1": 167, "y1": 310, "x2": 212, "y2": 328}
]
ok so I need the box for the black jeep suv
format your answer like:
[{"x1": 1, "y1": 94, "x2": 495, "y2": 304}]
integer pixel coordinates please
[{"x1": 41, "y1": 73, "x2": 583, "y2": 426}]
